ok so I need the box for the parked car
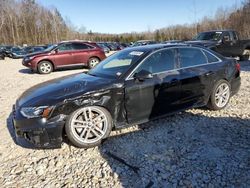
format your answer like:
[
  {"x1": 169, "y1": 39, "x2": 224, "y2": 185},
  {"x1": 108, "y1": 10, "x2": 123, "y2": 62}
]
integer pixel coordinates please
[
  {"x1": 1, "y1": 45, "x2": 13, "y2": 57},
  {"x1": 163, "y1": 40, "x2": 183, "y2": 44},
  {"x1": 9, "y1": 47, "x2": 26, "y2": 59},
  {"x1": 0, "y1": 50, "x2": 5, "y2": 60},
  {"x1": 22, "y1": 41, "x2": 106, "y2": 74},
  {"x1": 105, "y1": 42, "x2": 118, "y2": 51},
  {"x1": 131, "y1": 40, "x2": 158, "y2": 47},
  {"x1": 23, "y1": 46, "x2": 46, "y2": 54},
  {"x1": 97, "y1": 42, "x2": 110, "y2": 53},
  {"x1": 12, "y1": 44, "x2": 241, "y2": 148},
  {"x1": 186, "y1": 30, "x2": 250, "y2": 60}
]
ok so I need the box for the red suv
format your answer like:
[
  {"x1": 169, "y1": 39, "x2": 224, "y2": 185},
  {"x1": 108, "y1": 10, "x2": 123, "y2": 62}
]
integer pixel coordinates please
[{"x1": 22, "y1": 41, "x2": 106, "y2": 74}]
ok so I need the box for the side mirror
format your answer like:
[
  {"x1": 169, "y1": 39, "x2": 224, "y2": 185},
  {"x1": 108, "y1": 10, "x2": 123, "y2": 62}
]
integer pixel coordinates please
[
  {"x1": 133, "y1": 70, "x2": 153, "y2": 81},
  {"x1": 51, "y1": 49, "x2": 58, "y2": 54}
]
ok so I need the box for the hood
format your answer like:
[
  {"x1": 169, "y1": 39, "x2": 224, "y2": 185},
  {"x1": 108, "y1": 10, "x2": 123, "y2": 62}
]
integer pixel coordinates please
[
  {"x1": 13, "y1": 51, "x2": 26, "y2": 55},
  {"x1": 185, "y1": 40, "x2": 218, "y2": 47},
  {"x1": 25, "y1": 51, "x2": 48, "y2": 57},
  {"x1": 17, "y1": 73, "x2": 113, "y2": 107}
]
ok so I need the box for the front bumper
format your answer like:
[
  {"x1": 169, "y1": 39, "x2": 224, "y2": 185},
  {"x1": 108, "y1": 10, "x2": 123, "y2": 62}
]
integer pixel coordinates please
[
  {"x1": 22, "y1": 59, "x2": 36, "y2": 70},
  {"x1": 12, "y1": 105, "x2": 65, "y2": 148}
]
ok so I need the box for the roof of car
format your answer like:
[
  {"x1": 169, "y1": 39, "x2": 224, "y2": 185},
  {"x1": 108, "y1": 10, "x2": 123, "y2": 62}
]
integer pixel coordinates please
[
  {"x1": 127, "y1": 43, "x2": 192, "y2": 51},
  {"x1": 59, "y1": 40, "x2": 93, "y2": 44},
  {"x1": 199, "y1": 30, "x2": 235, "y2": 33}
]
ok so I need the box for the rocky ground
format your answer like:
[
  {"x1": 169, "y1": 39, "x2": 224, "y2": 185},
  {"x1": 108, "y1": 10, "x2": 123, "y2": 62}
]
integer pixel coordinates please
[{"x1": 0, "y1": 58, "x2": 249, "y2": 188}]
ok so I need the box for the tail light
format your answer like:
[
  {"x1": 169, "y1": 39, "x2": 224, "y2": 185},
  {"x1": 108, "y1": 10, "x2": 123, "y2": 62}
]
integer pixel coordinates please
[{"x1": 236, "y1": 62, "x2": 240, "y2": 72}]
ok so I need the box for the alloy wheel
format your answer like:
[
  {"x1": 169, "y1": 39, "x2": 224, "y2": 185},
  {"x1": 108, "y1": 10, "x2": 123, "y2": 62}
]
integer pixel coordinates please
[
  {"x1": 89, "y1": 58, "x2": 99, "y2": 68},
  {"x1": 214, "y1": 83, "x2": 230, "y2": 108},
  {"x1": 70, "y1": 107, "x2": 108, "y2": 144},
  {"x1": 40, "y1": 62, "x2": 52, "y2": 73}
]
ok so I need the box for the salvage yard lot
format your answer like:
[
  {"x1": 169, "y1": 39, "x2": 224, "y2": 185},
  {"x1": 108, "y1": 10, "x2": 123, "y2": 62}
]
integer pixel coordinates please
[{"x1": 0, "y1": 58, "x2": 249, "y2": 187}]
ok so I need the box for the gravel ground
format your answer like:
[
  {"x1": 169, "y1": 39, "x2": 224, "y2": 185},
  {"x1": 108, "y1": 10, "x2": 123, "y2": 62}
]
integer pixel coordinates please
[{"x1": 0, "y1": 58, "x2": 249, "y2": 188}]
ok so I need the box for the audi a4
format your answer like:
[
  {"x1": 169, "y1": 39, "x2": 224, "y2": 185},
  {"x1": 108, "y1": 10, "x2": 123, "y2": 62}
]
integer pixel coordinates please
[{"x1": 12, "y1": 44, "x2": 241, "y2": 148}]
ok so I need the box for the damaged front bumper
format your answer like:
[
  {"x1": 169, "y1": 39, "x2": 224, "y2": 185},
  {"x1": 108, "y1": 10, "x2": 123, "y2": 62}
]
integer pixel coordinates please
[{"x1": 12, "y1": 105, "x2": 65, "y2": 148}]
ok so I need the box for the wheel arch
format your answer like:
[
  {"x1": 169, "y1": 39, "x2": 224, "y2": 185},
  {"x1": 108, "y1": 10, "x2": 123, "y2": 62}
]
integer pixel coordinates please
[
  {"x1": 37, "y1": 59, "x2": 55, "y2": 71},
  {"x1": 89, "y1": 56, "x2": 101, "y2": 61}
]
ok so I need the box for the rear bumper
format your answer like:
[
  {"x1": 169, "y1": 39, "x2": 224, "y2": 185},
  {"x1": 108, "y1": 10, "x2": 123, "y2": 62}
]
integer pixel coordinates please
[
  {"x1": 231, "y1": 76, "x2": 241, "y2": 96},
  {"x1": 12, "y1": 105, "x2": 65, "y2": 148}
]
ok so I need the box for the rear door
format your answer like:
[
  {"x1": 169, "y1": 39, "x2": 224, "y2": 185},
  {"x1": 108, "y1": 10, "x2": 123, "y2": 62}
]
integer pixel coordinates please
[
  {"x1": 125, "y1": 48, "x2": 181, "y2": 124},
  {"x1": 72, "y1": 43, "x2": 95, "y2": 66},
  {"x1": 177, "y1": 47, "x2": 215, "y2": 108},
  {"x1": 53, "y1": 43, "x2": 75, "y2": 67}
]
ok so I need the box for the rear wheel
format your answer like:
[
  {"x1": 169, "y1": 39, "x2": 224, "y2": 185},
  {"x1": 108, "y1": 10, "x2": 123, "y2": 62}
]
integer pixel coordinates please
[
  {"x1": 38, "y1": 61, "x2": 53, "y2": 74},
  {"x1": 207, "y1": 80, "x2": 231, "y2": 110},
  {"x1": 88, "y1": 57, "x2": 100, "y2": 69},
  {"x1": 65, "y1": 106, "x2": 112, "y2": 148}
]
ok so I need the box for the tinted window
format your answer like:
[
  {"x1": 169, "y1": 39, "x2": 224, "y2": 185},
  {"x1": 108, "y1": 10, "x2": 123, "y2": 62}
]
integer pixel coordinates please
[
  {"x1": 134, "y1": 49, "x2": 176, "y2": 74},
  {"x1": 232, "y1": 32, "x2": 238, "y2": 41},
  {"x1": 73, "y1": 43, "x2": 93, "y2": 50},
  {"x1": 195, "y1": 32, "x2": 222, "y2": 41},
  {"x1": 223, "y1": 32, "x2": 231, "y2": 41},
  {"x1": 203, "y1": 50, "x2": 219, "y2": 63},
  {"x1": 179, "y1": 48, "x2": 207, "y2": 68},
  {"x1": 57, "y1": 43, "x2": 73, "y2": 52}
]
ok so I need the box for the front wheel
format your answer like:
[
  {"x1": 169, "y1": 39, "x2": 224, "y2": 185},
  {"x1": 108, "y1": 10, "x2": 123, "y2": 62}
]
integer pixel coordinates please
[
  {"x1": 65, "y1": 106, "x2": 112, "y2": 148},
  {"x1": 207, "y1": 80, "x2": 231, "y2": 110},
  {"x1": 38, "y1": 61, "x2": 53, "y2": 74},
  {"x1": 88, "y1": 57, "x2": 100, "y2": 69}
]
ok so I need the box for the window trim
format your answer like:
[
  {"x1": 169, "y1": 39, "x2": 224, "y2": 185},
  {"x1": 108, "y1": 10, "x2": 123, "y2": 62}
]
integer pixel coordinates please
[
  {"x1": 56, "y1": 43, "x2": 74, "y2": 52},
  {"x1": 202, "y1": 49, "x2": 221, "y2": 64},
  {"x1": 125, "y1": 46, "x2": 222, "y2": 81},
  {"x1": 126, "y1": 47, "x2": 178, "y2": 80}
]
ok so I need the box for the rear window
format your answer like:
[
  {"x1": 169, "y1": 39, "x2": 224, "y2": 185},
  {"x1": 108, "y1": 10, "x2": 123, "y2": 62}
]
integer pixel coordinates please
[
  {"x1": 179, "y1": 48, "x2": 207, "y2": 68},
  {"x1": 203, "y1": 50, "x2": 220, "y2": 63},
  {"x1": 72, "y1": 43, "x2": 94, "y2": 50}
]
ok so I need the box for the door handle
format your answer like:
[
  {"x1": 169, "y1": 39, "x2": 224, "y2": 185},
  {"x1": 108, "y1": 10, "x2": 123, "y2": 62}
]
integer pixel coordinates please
[{"x1": 205, "y1": 71, "x2": 214, "y2": 76}]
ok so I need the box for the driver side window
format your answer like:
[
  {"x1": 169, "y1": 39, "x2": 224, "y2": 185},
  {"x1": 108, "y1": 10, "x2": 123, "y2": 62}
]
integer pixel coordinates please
[
  {"x1": 57, "y1": 43, "x2": 73, "y2": 52},
  {"x1": 133, "y1": 49, "x2": 176, "y2": 75}
]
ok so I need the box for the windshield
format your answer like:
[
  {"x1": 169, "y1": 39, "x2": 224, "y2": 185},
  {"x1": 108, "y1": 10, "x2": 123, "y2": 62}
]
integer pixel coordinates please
[
  {"x1": 195, "y1": 32, "x2": 222, "y2": 41},
  {"x1": 44, "y1": 44, "x2": 57, "y2": 52},
  {"x1": 88, "y1": 49, "x2": 146, "y2": 79}
]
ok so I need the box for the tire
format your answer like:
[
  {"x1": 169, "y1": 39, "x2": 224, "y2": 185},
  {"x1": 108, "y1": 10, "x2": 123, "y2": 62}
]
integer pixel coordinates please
[
  {"x1": 38, "y1": 61, "x2": 53, "y2": 74},
  {"x1": 207, "y1": 80, "x2": 231, "y2": 110},
  {"x1": 88, "y1": 57, "x2": 100, "y2": 69},
  {"x1": 65, "y1": 106, "x2": 113, "y2": 148}
]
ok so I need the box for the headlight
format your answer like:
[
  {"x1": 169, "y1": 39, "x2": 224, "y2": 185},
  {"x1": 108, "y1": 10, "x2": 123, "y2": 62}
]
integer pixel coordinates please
[
  {"x1": 20, "y1": 106, "x2": 53, "y2": 119},
  {"x1": 24, "y1": 56, "x2": 34, "y2": 61}
]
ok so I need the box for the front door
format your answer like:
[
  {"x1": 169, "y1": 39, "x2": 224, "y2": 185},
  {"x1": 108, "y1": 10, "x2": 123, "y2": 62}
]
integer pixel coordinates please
[
  {"x1": 217, "y1": 31, "x2": 242, "y2": 56},
  {"x1": 125, "y1": 48, "x2": 181, "y2": 124},
  {"x1": 53, "y1": 43, "x2": 75, "y2": 67}
]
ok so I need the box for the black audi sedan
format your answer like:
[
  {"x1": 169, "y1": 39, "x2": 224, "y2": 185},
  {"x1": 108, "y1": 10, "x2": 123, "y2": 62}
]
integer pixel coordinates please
[{"x1": 12, "y1": 44, "x2": 241, "y2": 148}]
